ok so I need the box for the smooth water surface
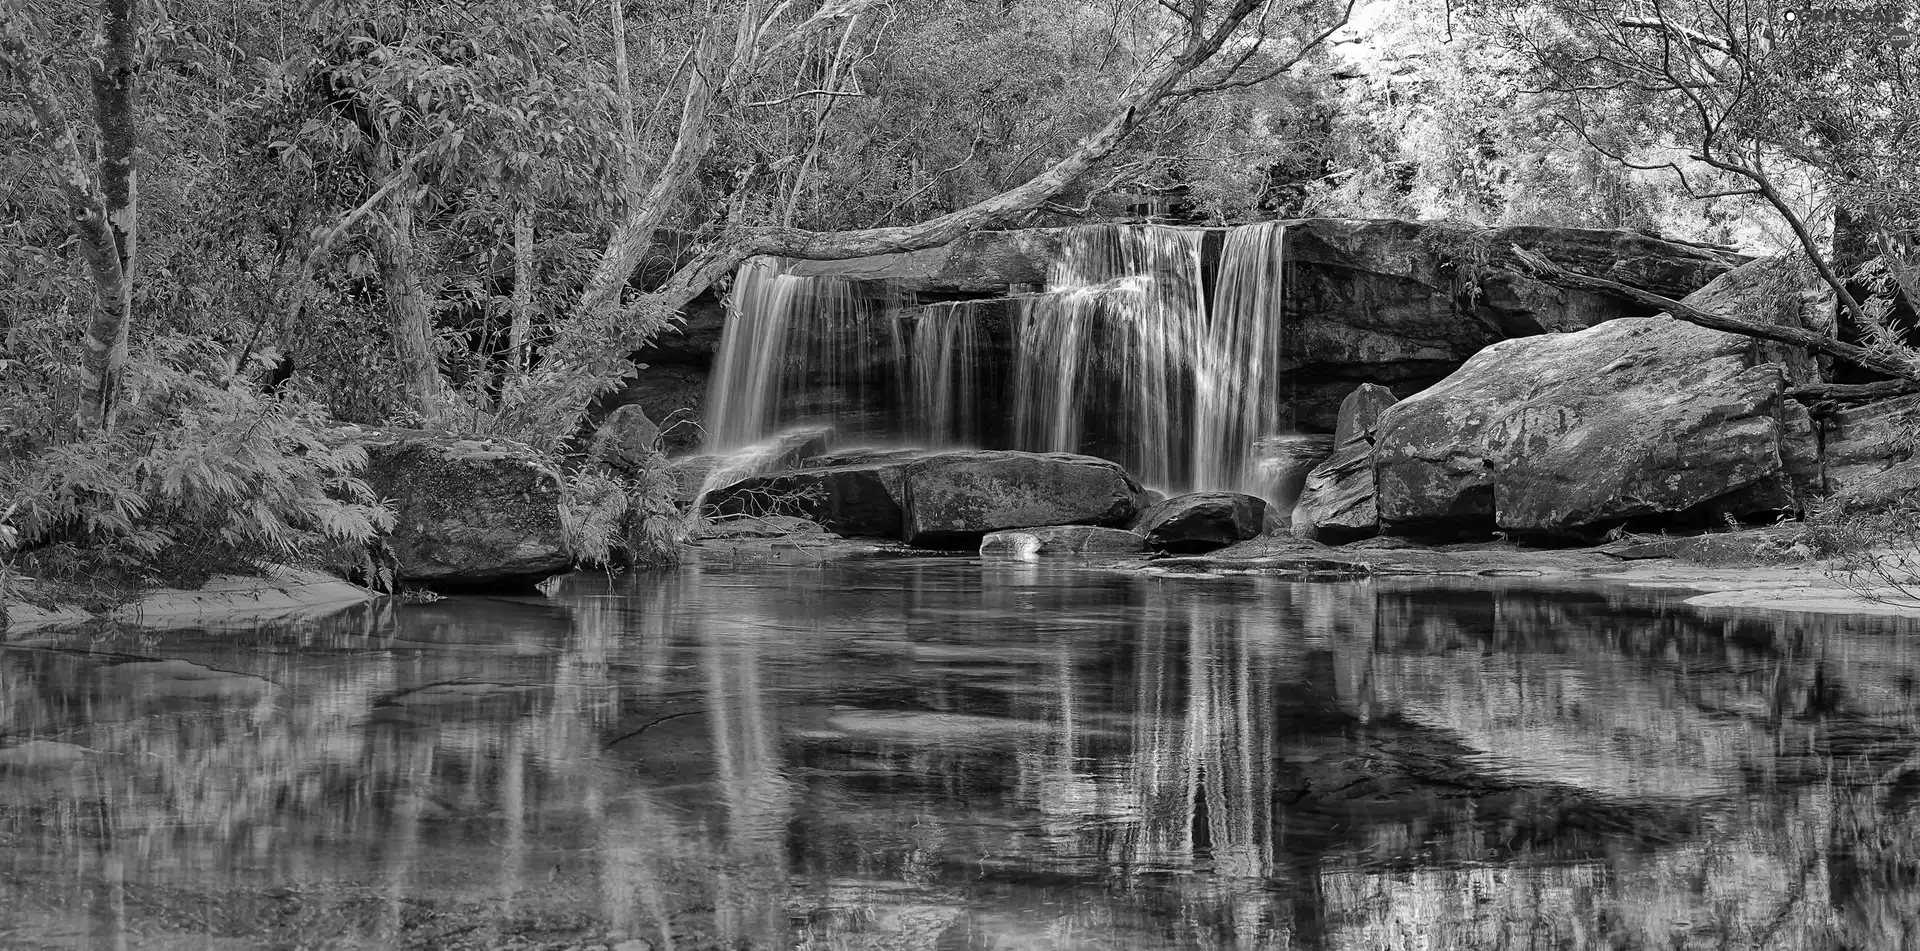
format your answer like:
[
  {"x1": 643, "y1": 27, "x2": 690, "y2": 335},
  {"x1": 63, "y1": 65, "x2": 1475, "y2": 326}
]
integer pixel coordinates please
[{"x1": 5, "y1": 561, "x2": 1920, "y2": 949}]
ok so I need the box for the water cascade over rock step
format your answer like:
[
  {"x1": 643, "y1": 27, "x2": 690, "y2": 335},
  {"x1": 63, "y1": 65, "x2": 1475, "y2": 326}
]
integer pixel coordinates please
[{"x1": 691, "y1": 217, "x2": 1744, "y2": 502}]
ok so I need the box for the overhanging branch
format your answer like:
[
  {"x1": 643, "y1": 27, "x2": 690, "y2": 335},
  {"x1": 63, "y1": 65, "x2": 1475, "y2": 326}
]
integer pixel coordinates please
[{"x1": 1509, "y1": 244, "x2": 1920, "y2": 384}]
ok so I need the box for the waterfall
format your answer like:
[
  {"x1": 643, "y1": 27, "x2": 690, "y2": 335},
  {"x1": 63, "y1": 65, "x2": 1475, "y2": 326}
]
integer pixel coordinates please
[
  {"x1": 701, "y1": 224, "x2": 1293, "y2": 499},
  {"x1": 1200, "y1": 222, "x2": 1290, "y2": 495},
  {"x1": 907, "y1": 302, "x2": 988, "y2": 447},
  {"x1": 1010, "y1": 222, "x2": 1288, "y2": 496},
  {"x1": 704, "y1": 257, "x2": 902, "y2": 451},
  {"x1": 1012, "y1": 225, "x2": 1210, "y2": 491}
]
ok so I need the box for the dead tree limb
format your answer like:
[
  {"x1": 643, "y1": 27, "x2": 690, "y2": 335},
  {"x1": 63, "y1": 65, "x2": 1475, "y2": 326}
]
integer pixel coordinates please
[{"x1": 1509, "y1": 244, "x2": 1920, "y2": 385}]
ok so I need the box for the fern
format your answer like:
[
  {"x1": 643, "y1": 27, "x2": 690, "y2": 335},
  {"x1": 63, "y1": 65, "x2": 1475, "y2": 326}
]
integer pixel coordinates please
[{"x1": 0, "y1": 334, "x2": 395, "y2": 589}]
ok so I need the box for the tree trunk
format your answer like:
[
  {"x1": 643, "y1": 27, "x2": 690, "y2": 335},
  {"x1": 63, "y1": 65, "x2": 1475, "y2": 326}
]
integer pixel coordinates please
[
  {"x1": 509, "y1": 206, "x2": 535, "y2": 379},
  {"x1": 365, "y1": 150, "x2": 448, "y2": 416},
  {"x1": 0, "y1": 0, "x2": 137, "y2": 431},
  {"x1": 80, "y1": 0, "x2": 138, "y2": 431}
]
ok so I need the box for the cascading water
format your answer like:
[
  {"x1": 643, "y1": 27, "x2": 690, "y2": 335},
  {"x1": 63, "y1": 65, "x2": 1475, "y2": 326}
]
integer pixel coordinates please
[
  {"x1": 906, "y1": 301, "x2": 990, "y2": 447},
  {"x1": 1012, "y1": 226, "x2": 1210, "y2": 491},
  {"x1": 1009, "y1": 222, "x2": 1288, "y2": 496},
  {"x1": 700, "y1": 223, "x2": 1294, "y2": 500},
  {"x1": 705, "y1": 256, "x2": 903, "y2": 451}
]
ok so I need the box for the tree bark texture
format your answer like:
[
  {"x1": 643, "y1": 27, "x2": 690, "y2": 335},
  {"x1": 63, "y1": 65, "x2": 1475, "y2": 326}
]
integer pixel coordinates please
[{"x1": 0, "y1": 0, "x2": 138, "y2": 430}]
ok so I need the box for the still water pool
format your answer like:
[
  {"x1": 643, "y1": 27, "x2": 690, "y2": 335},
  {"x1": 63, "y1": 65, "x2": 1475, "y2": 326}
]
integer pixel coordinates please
[{"x1": 4, "y1": 560, "x2": 1920, "y2": 949}]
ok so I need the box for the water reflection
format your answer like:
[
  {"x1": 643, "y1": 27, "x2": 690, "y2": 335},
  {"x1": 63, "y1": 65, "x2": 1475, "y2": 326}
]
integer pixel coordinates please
[{"x1": 5, "y1": 564, "x2": 1920, "y2": 948}]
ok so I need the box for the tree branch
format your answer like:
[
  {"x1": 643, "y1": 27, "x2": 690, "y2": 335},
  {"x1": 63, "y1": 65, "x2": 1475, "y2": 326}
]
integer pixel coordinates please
[{"x1": 1509, "y1": 244, "x2": 1920, "y2": 383}]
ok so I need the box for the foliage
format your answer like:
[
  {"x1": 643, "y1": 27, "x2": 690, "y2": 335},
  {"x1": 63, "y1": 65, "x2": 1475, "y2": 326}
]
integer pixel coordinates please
[
  {"x1": 557, "y1": 451, "x2": 684, "y2": 570},
  {"x1": 0, "y1": 336, "x2": 394, "y2": 592}
]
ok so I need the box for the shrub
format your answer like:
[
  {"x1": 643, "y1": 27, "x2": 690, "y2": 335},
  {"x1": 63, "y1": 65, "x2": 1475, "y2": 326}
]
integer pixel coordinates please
[{"x1": 0, "y1": 335, "x2": 394, "y2": 597}]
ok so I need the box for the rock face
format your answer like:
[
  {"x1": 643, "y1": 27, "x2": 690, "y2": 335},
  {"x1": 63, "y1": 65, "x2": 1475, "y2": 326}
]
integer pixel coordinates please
[
  {"x1": 1278, "y1": 221, "x2": 1745, "y2": 427},
  {"x1": 1292, "y1": 384, "x2": 1399, "y2": 543},
  {"x1": 980, "y1": 526, "x2": 1145, "y2": 558},
  {"x1": 1820, "y1": 394, "x2": 1920, "y2": 496},
  {"x1": 357, "y1": 432, "x2": 573, "y2": 586},
  {"x1": 1372, "y1": 265, "x2": 1822, "y2": 537},
  {"x1": 703, "y1": 449, "x2": 1149, "y2": 548},
  {"x1": 1132, "y1": 492, "x2": 1269, "y2": 553},
  {"x1": 782, "y1": 219, "x2": 1744, "y2": 430}
]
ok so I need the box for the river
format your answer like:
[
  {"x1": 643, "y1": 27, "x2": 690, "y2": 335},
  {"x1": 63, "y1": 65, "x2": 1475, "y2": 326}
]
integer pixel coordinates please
[{"x1": 4, "y1": 559, "x2": 1919, "y2": 949}]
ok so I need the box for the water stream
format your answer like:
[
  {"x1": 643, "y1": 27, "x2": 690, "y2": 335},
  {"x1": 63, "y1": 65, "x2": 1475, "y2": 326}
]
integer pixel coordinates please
[{"x1": 5, "y1": 562, "x2": 1920, "y2": 948}]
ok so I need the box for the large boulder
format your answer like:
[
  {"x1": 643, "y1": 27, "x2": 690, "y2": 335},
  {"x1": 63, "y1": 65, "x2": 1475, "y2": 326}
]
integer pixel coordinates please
[
  {"x1": 1372, "y1": 279, "x2": 1821, "y2": 537},
  {"x1": 901, "y1": 451, "x2": 1150, "y2": 548},
  {"x1": 1132, "y1": 492, "x2": 1268, "y2": 553},
  {"x1": 356, "y1": 432, "x2": 572, "y2": 586},
  {"x1": 980, "y1": 526, "x2": 1145, "y2": 558},
  {"x1": 1292, "y1": 384, "x2": 1399, "y2": 543}
]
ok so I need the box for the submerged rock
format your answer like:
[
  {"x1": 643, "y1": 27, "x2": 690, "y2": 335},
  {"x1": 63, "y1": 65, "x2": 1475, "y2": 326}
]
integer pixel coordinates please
[
  {"x1": 980, "y1": 525, "x2": 1145, "y2": 558},
  {"x1": 1132, "y1": 492, "x2": 1268, "y2": 553},
  {"x1": 1292, "y1": 383, "x2": 1399, "y2": 543},
  {"x1": 1372, "y1": 263, "x2": 1820, "y2": 538},
  {"x1": 357, "y1": 431, "x2": 573, "y2": 586}
]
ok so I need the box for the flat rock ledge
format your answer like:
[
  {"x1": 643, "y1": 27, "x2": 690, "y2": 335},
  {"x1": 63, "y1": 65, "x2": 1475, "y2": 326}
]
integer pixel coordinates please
[
  {"x1": 1131, "y1": 532, "x2": 1920, "y2": 617},
  {"x1": 5, "y1": 566, "x2": 375, "y2": 634}
]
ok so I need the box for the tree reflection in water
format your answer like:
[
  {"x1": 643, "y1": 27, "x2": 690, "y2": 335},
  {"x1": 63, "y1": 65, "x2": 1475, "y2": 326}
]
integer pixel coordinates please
[{"x1": 3, "y1": 562, "x2": 1920, "y2": 948}]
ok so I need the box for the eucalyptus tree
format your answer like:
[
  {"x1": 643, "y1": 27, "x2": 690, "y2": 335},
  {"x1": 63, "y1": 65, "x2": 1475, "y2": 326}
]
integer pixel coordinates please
[{"x1": 1507, "y1": 0, "x2": 1920, "y2": 387}]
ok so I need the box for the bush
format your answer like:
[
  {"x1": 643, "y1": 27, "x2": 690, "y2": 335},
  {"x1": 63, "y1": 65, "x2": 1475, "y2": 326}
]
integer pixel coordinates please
[{"x1": 0, "y1": 335, "x2": 394, "y2": 598}]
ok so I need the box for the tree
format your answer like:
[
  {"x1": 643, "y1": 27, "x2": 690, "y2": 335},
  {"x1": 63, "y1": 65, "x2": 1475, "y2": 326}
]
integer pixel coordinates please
[
  {"x1": 511, "y1": 0, "x2": 1359, "y2": 436},
  {"x1": 1507, "y1": 0, "x2": 1920, "y2": 390},
  {"x1": 0, "y1": 0, "x2": 139, "y2": 430}
]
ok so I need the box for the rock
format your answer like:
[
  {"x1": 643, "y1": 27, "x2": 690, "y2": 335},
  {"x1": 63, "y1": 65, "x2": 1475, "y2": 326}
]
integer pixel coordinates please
[
  {"x1": 598, "y1": 366, "x2": 708, "y2": 456},
  {"x1": 787, "y1": 220, "x2": 1743, "y2": 429},
  {"x1": 901, "y1": 451, "x2": 1150, "y2": 548},
  {"x1": 1332, "y1": 382, "x2": 1401, "y2": 445},
  {"x1": 357, "y1": 431, "x2": 573, "y2": 586},
  {"x1": 704, "y1": 449, "x2": 1151, "y2": 547},
  {"x1": 1373, "y1": 311, "x2": 1817, "y2": 538},
  {"x1": 1254, "y1": 434, "x2": 1334, "y2": 506},
  {"x1": 1292, "y1": 384, "x2": 1399, "y2": 543},
  {"x1": 980, "y1": 526, "x2": 1146, "y2": 558},
  {"x1": 1821, "y1": 394, "x2": 1920, "y2": 496},
  {"x1": 1132, "y1": 492, "x2": 1269, "y2": 553},
  {"x1": 590, "y1": 405, "x2": 662, "y2": 472},
  {"x1": 702, "y1": 457, "x2": 909, "y2": 537}
]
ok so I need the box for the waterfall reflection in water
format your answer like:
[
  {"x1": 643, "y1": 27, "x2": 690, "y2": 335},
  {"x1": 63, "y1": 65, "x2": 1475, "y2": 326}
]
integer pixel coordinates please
[{"x1": 4, "y1": 564, "x2": 1920, "y2": 948}]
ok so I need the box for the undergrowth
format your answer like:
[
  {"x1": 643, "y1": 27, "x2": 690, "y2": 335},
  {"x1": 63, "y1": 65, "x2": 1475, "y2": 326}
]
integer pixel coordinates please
[{"x1": 0, "y1": 335, "x2": 393, "y2": 601}]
